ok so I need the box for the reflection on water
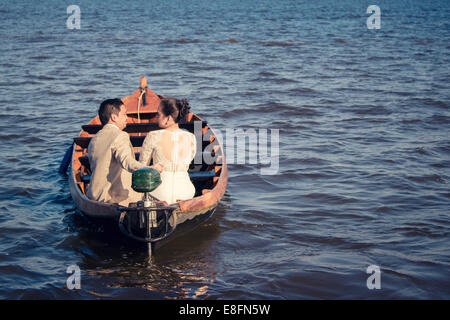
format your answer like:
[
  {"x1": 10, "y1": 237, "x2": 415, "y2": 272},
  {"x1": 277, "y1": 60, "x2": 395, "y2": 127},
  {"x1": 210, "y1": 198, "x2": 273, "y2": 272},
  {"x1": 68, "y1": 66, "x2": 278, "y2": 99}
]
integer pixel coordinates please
[
  {"x1": 89, "y1": 260, "x2": 215, "y2": 299},
  {"x1": 60, "y1": 202, "x2": 227, "y2": 299}
]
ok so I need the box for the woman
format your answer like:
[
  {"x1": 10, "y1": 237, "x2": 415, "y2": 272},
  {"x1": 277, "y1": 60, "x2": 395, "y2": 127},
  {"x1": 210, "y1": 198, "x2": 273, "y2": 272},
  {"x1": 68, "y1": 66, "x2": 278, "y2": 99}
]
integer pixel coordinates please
[{"x1": 139, "y1": 98, "x2": 197, "y2": 204}]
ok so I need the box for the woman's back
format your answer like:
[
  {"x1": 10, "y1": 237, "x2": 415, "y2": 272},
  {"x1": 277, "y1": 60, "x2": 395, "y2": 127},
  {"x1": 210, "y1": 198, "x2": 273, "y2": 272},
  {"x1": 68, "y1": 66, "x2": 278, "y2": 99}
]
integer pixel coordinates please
[
  {"x1": 140, "y1": 129, "x2": 196, "y2": 170},
  {"x1": 139, "y1": 129, "x2": 197, "y2": 203}
]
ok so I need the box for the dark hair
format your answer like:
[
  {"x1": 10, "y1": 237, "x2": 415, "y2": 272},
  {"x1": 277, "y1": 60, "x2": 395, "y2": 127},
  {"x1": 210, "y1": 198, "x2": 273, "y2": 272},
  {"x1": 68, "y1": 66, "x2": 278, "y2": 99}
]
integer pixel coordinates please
[
  {"x1": 98, "y1": 98, "x2": 123, "y2": 125},
  {"x1": 159, "y1": 98, "x2": 190, "y2": 123}
]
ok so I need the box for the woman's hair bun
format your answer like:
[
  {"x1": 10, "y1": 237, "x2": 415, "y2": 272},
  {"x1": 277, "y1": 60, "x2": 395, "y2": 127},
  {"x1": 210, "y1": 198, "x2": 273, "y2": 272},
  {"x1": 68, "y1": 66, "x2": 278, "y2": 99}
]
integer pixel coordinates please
[{"x1": 160, "y1": 98, "x2": 191, "y2": 123}]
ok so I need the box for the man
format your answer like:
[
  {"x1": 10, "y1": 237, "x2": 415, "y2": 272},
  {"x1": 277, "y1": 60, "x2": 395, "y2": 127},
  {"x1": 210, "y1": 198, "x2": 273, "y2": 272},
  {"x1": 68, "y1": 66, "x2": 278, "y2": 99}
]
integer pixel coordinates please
[{"x1": 86, "y1": 98, "x2": 162, "y2": 206}]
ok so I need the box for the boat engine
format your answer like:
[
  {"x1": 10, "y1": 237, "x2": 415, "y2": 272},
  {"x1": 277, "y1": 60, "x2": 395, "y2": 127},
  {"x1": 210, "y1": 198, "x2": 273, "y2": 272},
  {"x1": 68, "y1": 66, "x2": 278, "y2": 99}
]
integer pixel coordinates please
[{"x1": 117, "y1": 167, "x2": 177, "y2": 255}]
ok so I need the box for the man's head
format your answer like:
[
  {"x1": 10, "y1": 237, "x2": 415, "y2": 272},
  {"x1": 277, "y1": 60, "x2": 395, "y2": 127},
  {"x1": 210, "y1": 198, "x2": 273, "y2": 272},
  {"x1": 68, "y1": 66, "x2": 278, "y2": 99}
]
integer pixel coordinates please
[{"x1": 98, "y1": 98, "x2": 127, "y2": 130}]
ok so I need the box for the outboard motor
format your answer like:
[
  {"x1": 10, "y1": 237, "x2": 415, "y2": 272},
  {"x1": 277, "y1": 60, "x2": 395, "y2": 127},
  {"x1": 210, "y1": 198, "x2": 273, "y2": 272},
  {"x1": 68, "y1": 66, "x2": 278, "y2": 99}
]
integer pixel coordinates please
[
  {"x1": 118, "y1": 167, "x2": 177, "y2": 256},
  {"x1": 132, "y1": 167, "x2": 162, "y2": 209}
]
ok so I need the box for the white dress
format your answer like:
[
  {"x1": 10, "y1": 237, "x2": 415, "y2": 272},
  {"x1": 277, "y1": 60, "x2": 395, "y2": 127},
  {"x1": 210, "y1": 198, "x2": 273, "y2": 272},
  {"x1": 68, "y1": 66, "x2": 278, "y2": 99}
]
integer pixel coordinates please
[{"x1": 139, "y1": 128, "x2": 197, "y2": 204}]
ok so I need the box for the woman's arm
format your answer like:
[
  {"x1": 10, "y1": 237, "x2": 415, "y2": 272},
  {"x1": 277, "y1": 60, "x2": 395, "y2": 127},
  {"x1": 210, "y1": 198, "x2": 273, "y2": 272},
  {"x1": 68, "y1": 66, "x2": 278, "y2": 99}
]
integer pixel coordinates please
[{"x1": 139, "y1": 132, "x2": 154, "y2": 166}]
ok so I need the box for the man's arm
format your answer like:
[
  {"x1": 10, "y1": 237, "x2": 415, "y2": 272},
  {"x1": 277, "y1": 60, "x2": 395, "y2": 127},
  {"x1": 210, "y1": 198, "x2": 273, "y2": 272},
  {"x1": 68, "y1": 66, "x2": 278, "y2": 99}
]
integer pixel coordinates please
[{"x1": 111, "y1": 132, "x2": 145, "y2": 172}]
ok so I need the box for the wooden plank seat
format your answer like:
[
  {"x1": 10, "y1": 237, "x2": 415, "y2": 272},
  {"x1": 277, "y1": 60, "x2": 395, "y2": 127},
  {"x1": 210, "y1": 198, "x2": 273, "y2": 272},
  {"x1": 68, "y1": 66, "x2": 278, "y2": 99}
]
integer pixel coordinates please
[
  {"x1": 74, "y1": 136, "x2": 145, "y2": 149},
  {"x1": 127, "y1": 112, "x2": 157, "y2": 120},
  {"x1": 78, "y1": 151, "x2": 222, "y2": 173},
  {"x1": 81, "y1": 121, "x2": 207, "y2": 135},
  {"x1": 80, "y1": 169, "x2": 217, "y2": 184},
  {"x1": 187, "y1": 170, "x2": 218, "y2": 180},
  {"x1": 75, "y1": 133, "x2": 217, "y2": 150}
]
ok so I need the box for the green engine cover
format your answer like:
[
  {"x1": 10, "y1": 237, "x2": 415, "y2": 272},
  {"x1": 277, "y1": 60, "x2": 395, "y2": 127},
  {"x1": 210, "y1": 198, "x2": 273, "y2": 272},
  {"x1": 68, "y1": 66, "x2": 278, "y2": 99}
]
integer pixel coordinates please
[{"x1": 131, "y1": 167, "x2": 162, "y2": 193}]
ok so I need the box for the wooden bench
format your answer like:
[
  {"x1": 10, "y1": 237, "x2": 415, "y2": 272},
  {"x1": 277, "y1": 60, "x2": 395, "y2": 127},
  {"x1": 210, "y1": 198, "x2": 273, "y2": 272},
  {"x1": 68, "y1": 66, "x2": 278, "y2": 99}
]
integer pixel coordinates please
[
  {"x1": 80, "y1": 169, "x2": 217, "y2": 183},
  {"x1": 74, "y1": 134, "x2": 217, "y2": 150},
  {"x1": 74, "y1": 136, "x2": 146, "y2": 149},
  {"x1": 78, "y1": 151, "x2": 222, "y2": 173},
  {"x1": 81, "y1": 121, "x2": 207, "y2": 134},
  {"x1": 126, "y1": 112, "x2": 157, "y2": 120}
]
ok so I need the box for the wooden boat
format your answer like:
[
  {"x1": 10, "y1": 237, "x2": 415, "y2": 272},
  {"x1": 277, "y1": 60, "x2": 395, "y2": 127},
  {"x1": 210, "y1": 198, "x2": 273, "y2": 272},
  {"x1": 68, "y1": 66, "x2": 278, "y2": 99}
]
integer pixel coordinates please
[{"x1": 67, "y1": 77, "x2": 227, "y2": 252}]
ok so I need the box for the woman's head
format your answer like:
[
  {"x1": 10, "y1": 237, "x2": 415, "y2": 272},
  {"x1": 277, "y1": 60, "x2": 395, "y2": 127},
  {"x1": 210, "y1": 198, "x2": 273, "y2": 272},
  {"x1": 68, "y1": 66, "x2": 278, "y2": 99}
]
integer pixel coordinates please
[{"x1": 157, "y1": 98, "x2": 190, "y2": 128}]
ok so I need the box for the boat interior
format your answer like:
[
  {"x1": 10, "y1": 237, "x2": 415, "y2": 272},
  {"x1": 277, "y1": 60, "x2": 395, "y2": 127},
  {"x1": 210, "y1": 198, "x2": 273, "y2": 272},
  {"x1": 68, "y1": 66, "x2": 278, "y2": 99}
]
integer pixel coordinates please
[{"x1": 71, "y1": 111, "x2": 224, "y2": 202}]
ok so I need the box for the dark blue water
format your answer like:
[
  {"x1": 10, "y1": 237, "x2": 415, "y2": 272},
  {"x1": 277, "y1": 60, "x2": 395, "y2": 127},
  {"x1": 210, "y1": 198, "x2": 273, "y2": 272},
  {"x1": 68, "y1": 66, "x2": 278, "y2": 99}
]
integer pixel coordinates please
[{"x1": 0, "y1": 0, "x2": 449, "y2": 299}]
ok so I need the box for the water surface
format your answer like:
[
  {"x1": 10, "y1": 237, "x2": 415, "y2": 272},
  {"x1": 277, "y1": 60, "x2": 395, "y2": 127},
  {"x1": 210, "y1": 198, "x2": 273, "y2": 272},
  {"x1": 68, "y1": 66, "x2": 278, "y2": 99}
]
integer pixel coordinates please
[{"x1": 0, "y1": 0, "x2": 449, "y2": 299}]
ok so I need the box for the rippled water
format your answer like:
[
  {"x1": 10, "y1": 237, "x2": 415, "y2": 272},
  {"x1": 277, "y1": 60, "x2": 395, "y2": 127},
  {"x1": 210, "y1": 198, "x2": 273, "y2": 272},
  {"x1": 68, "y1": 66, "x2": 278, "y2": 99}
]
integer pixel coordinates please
[{"x1": 0, "y1": 0, "x2": 449, "y2": 299}]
